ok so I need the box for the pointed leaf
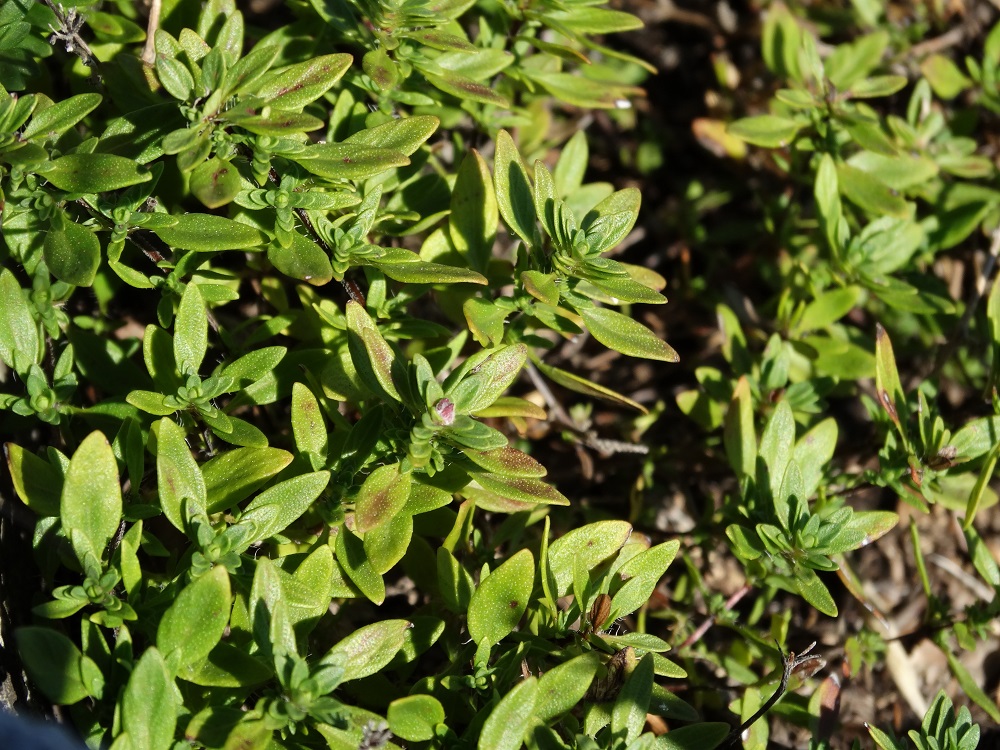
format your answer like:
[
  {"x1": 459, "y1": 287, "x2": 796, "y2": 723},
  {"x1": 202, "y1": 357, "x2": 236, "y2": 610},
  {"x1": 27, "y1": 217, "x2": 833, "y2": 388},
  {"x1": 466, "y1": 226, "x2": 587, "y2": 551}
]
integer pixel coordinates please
[
  {"x1": 157, "y1": 418, "x2": 207, "y2": 532},
  {"x1": 122, "y1": 648, "x2": 177, "y2": 750},
  {"x1": 494, "y1": 130, "x2": 536, "y2": 248},
  {"x1": 468, "y1": 548, "x2": 534, "y2": 645},
  {"x1": 580, "y1": 307, "x2": 678, "y2": 361},
  {"x1": 322, "y1": 619, "x2": 410, "y2": 681},
  {"x1": 174, "y1": 283, "x2": 207, "y2": 375}
]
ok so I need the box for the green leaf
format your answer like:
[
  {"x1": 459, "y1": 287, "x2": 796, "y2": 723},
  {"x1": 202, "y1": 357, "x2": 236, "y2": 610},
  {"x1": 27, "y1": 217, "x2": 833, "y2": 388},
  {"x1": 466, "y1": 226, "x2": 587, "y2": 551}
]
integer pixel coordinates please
[
  {"x1": 44, "y1": 218, "x2": 101, "y2": 286},
  {"x1": 836, "y1": 164, "x2": 909, "y2": 218},
  {"x1": 436, "y1": 546, "x2": 475, "y2": 613},
  {"x1": 470, "y1": 473, "x2": 569, "y2": 506},
  {"x1": 388, "y1": 694, "x2": 445, "y2": 742},
  {"x1": 547, "y1": 521, "x2": 632, "y2": 597},
  {"x1": 291, "y1": 142, "x2": 410, "y2": 180},
  {"x1": 796, "y1": 287, "x2": 861, "y2": 332},
  {"x1": 126, "y1": 390, "x2": 176, "y2": 416},
  {"x1": 825, "y1": 31, "x2": 888, "y2": 88},
  {"x1": 551, "y1": 7, "x2": 643, "y2": 33},
  {"x1": 494, "y1": 130, "x2": 536, "y2": 248},
  {"x1": 534, "y1": 652, "x2": 602, "y2": 721},
  {"x1": 363, "y1": 48, "x2": 401, "y2": 91},
  {"x1": 283, "y1": 544, "x2": 337, "y2": 637},
  {"x1": 942, "y1": 647, "x2": 1000, "y2": 722},
  {"x1": 174, "y1": 283, "x2": 207, "y2": 375},
  {"x1": 612, "y1": 652, "x2": 653, "y2": 744},
  {"x1": 964, "y1": 527, "x2": 1000, "y2": 588},
  {"x1": 793, "y1": 418, "x2": 838, "y2": 498},
  {"x1": 728, "y1": 115, "x2": 802, "y2": 148},
  {"x1": 724, "y1": 376, "x2": 756, "y2": 479},
  {"x1": 156, "y1": 56, "x2": 196, "y2": 100},
  {"x1": 656, "y1": 723, "x2": 730, "y2": 749},
  {"x1": 964, "y1": 443, "x2": 1000, "y2": 531},
  {"x1": 346, "y1": 300, "x2": 401, "y2": 401},
  {"x1": 950, "y1": 416, "x2": 1000, "y2": 462},
  {"x1": 478, "y1": 676, "x2": 538, "y2": 750},
  {"x1": 847, "y1": 75, "x2": 907, "y2": 98},
  {"x1": 448, "y1": 344, "x2": 528, "y2": 414},
  {"x1": 527, "y1": 71, "x2": 643, "y2": 110},
  {"x1": 157, "y1": 418, "x2": 207, "y2": 532},
  {"x1": 354, "y1": 462, "x2": 411, "y2": 533},
  {"x1": 176, "y1": 642, "x2": 273, "y2": 688},
  {"x1": 580, "y1": 307, "x2": 678, "y2": 361},
  {"x1": 0, "y1": 268, "x2": 40, "y2": 373},
  {"x1": 223, "y1": 43, "x2": 281, "y2": 97},
  {"x1": 838, "y1": 112, "x2": 896, "y2": 156},
  {"x1": 584, "y1": 188, "x2": 641, "y2": 254},
  {"x1": 374, "y1": 258, "x2": 487, "y2": 285},
  {"x1": 122, "y1": 648, "x2": 177, "y2": 750},
  {"x1": 840, "y1": 510, "x2": 898, "y2": 549},
  {"x1": 874, "y1": 323, "x2": 905, "y2": 432},
  {"x1": 726, "y1": 524, "x2": 763, "y2": 560},
  {"x1": 39, "y1": 153, "x2": 151, "y2": 192},
  {"x1": 292, "y1": 383, "x2": 328, "y2": 470},
  {"x1": 224, "y1": 346, "x2": 286, "y2": 386},
  {"x1": 449, "y1": 150, "x2": 497, "y2": 273},
  {"x1": 760, "y1": 400, "x2": 794, "y2": 499},
  {"x1": 62, "y1": 431, "x2": 122, "y2": 565},
  {"x1": 424, "y1": 69, "x2": 510, "y2": 106},
  {"x1": 16, "y1": 627, "x2": 93, "y2": 704},
  {"x1": 157, "y1": 565, "x2": 232, "y2": 674},
  {"x1": 364, "y1": 512, "x2": 413, "y2": 574},
  {"x1": 920, "y1": 54, "x2": 971, "y2": 99},
  {"x1": 322, "y1": 619, "x2": 410, "y2": 681},
  {"x1": 268, "y1": 231, "x2": 334, "y2": 285},
  {"x1": 464, "y1": 297, "x2": 507, "y2": 346},
  {"x1": 849, "y1": 152, "x2": 939, "y2": 192},
  {"x1": 5, "y1": 443, "x2": 61, "y2": 516},
  {"x1": 22, "y1": 93, "x2": 101, "y2": 141},
  {"x1": 236, "y1": 471, "x2": 330, "y2": 544},
  {"x1": 255, "y1": 53, "x2": 352, "y2": 109},
  {"x1": 795, "y1": 567, "x2": 837, "y2": 616},
  {"x1": 345, "y1": 114, "x2": 439, "y2": 156},
  {"x1": 225, "y1": 108, "x2": 324, "y2": 136},
  {"x1": 151, "y1": 214, "x2": 267, "y2": 251},
  {"x1": 610, "y1": 541, "x2": 680, "y2": 620},
  {"x1": 335, "y1": 522, "x2": 385, "y2": 604},
  {"x1": 190, "y1": 156, "x2": 243, "y2": 208},
  {"x1": 468, "y1": 548, "x2": 534, "y2": 646},
  {"x1": 463, "y1": 446, "x2": 546, "y2": 478}
]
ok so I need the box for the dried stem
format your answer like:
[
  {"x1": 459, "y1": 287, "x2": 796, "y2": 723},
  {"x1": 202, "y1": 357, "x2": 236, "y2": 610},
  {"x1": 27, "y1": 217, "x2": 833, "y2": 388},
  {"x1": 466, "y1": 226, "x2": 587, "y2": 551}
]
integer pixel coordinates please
[
  {"x1": 722, "y1": 642, "x2": 821, "y2": 747},
  {"x1": 679, "y1": 583, "x2": 751, "y2": 650},
  {"x1": 141, "y1": 0, "x2": 162, "y2": 66},
  {"x1": 41, "y1": 1, "x2": 100, "y2": 79}
]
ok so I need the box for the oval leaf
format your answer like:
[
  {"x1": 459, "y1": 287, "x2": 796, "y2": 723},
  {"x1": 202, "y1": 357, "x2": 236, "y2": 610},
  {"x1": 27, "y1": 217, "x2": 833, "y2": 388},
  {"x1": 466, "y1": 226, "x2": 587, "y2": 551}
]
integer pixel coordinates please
[
  {"x1": 62, "y1": 431, "x2": 122, "y2": 565},
  {"x1": 157, "y1": 418, "x2": 207, "y2": 532},
  {"x1": 388, "y1": 694, "x2": 445, "y2": 742},
  {"x1": 354, "y1": 462, "x2": 411, "y2": 533},
  {"x1": 44, "y1": 219, "x2": 101, "y2": 287},
  {"x1": 322, "y1": 619, "x2": 411, "y2": 682},
  {"x1": 157, "y1": 565, "x2": 232, "y2": 673},
  {"x1": 468, "y1": 548, "x2": 534, "y2": 645},
  {"x1": 40, "y1": 153, "x2": 151, "y2": 192}
]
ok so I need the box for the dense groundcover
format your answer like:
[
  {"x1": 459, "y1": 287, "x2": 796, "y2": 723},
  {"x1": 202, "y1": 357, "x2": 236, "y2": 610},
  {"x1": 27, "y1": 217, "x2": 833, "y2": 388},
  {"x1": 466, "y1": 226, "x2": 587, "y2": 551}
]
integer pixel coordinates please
[{"x1": 1, "y1": 0, "x2": 999, "y2": 748}]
